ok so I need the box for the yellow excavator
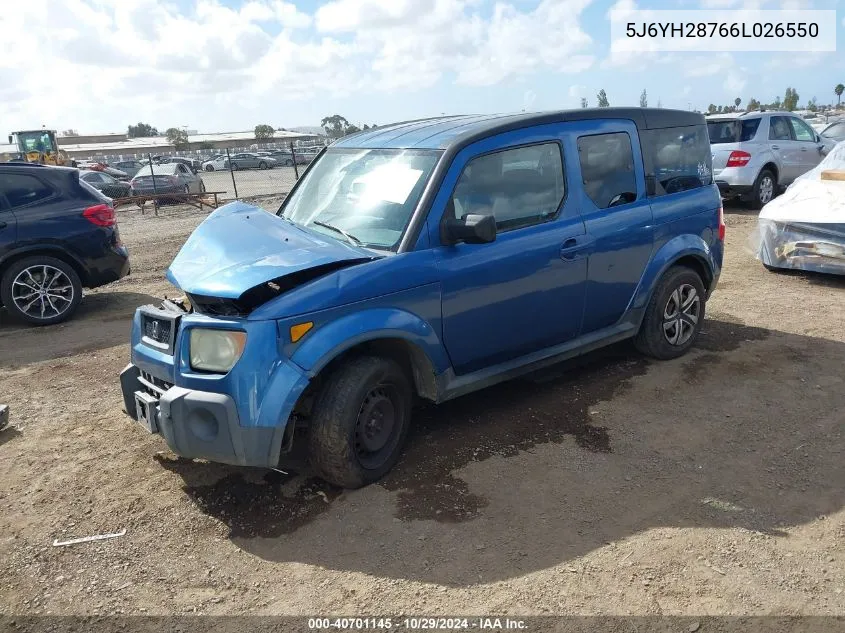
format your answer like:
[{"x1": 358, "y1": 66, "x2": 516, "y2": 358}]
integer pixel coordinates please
[{"x1": 7, "y1": 129, "x2": 75, "y2": 166}]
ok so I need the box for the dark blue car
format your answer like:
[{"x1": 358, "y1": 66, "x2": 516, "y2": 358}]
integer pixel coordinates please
[
  {"x1": 120, "y1": 109, "x2": 724, "y2": 488},
  {"x1": 1, "y1": 164, "x2": 130, "y2": 325}
]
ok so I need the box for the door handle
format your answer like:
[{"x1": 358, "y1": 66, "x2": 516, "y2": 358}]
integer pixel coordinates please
[
  {"x1": 560, "y1": 237, "x2": 591, "y2": 260},
  {"x1": 800, "y1": 147, "x2": 808, "y2": 152},
  {"x1": 771, "y1": 145, "x2": 780, "y2": 150}
]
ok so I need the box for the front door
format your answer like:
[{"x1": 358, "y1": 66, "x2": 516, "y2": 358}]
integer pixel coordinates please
[
  {"x1": 431, "y1": 125, "x2": 588, "y2": 376},
  {"x1": 788, "y1": 116, "x2": 825, "y2": 174}
]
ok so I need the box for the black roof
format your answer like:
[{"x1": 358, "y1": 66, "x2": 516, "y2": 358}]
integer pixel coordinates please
[{"x1": 332, "y1": 108, "x2": 706, "y2": 150}]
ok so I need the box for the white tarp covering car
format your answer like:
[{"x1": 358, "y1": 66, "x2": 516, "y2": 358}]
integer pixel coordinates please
[{"x1": 755, "y1": 140, "x2": 845, "y2": 275}]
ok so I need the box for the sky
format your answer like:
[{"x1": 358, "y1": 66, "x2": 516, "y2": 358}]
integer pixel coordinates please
[{"x1": 1, "y1": 0, "x2": 844, "y2": 135}]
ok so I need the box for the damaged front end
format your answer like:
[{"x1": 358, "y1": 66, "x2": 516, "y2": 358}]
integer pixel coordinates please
[
  {"x1": 120, "y1": 201, "x2": 383, "y2": 468},
  {"x1": 166, "y1": 201, "x2": 380, "y2": 316},
  {"x1": 755, "y1": 145, "x2": 845, "y2": 276}
]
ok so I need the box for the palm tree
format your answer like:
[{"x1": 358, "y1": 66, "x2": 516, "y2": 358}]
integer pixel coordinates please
[{"x1": 836, "y1": 84, "x2": 844, "y2": 108}]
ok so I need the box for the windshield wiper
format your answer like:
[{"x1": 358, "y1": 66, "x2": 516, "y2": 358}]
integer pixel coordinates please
[{"x1": 311, "y1": 220, "x2": 362, "y2": 246}]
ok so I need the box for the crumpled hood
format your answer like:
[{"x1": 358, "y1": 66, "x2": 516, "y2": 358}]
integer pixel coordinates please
[{"x1": 167, "y1": 202, "x2": 377, "y2": 299}]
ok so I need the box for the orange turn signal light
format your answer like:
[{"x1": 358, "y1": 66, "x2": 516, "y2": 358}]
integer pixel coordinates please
[{"x1": 289, "y1": 322, "x2": 314, "y2": 343}]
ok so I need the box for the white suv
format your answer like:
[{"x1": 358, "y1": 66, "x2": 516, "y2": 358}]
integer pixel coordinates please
[{"x1": 706, "y1": 111, "x2": 833, "y2": 209}]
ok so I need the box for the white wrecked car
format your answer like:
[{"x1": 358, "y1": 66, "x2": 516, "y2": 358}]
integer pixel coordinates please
[{"x1": 757, "y1": 140, "x2": 845, "y2": 275}]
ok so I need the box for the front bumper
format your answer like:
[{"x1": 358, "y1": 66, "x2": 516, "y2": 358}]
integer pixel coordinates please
[{"x1": 120, "y1": 364, "x2": 288, "y2": 468}]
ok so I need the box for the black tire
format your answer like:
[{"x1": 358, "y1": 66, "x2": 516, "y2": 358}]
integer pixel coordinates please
[
  {"x1": 308, "y1": 356, "x2": 413, "y2": 489},
  {"x1": 259, "y1": 161, "x2": 267, "y2": 170},
  {"x1": 634, "y1": 266, "x2": 706, "y2": 360},
  {"x1": 285, "y1": 159, "x2": 293, "y2": 167},
  {"x1": 205, "y1": 165, "x2": 214, "y2": 172},
  {"x1": 749, "y1": 169, "x2": 776, "y2": 210},
  {"x1": 1, "y1": 256, "x2": 82, "y2": 326}
]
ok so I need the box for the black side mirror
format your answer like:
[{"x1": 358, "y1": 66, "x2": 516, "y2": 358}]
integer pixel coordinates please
[
  {"x1": 645, "y1": 175, "x2": 656, "y2": 197},
  {"x1": 444, "y1": 213, "x2": 496, "y2": 245}
]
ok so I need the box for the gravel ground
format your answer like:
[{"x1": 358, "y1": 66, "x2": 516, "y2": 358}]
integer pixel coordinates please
[{"x1": 0, "y1": 203, "x2": 844, "y2": 619}]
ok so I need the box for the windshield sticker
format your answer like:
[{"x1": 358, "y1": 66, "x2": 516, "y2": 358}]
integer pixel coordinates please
[{"x1": 353, "y1": 163, "x2": 424, "y2": 206}]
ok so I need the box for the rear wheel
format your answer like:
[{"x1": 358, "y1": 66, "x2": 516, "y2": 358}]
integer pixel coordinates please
[
  {"x1": 259, "y1": 161, "x2": 268, "y2": 170},
  {"x1": 308, "y1": 356, "x2": 413, "y2": 489},
  {"x1": 1, "y1": 256, "x2": 82, "y2": 325},
  {"x1": 635, "y1": 266, "x2": 705, "y2": 360},
  {"x1": 750, "y1": 169, "x2": 776, "y2": 210},
  {"x1": 205, "y1": 165, "x2": 214, "y2": 172}
]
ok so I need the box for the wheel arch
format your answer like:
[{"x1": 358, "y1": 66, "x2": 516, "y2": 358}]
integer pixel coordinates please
[
  {"x1": 0, "y1": 246, "x2": 88, "y2": 290},
  {"x1": 631, "y1": 235, "x2": 717, "y2": 317}
]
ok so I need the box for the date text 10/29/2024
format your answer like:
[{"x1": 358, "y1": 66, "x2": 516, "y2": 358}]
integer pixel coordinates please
[{"x1": 308, "y1": 618, "x2": 527, "y2": 630}]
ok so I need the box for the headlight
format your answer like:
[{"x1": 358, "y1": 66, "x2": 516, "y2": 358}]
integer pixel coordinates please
[{"x1": 189, "y1": 329, "x2": 247, "y2": 373}]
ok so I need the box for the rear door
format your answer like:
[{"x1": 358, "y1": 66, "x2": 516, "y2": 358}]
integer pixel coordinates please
[
  {"x1": 570, "y1": 121, "x2": 654, "y2": 334},
  {"x1": 788, "y1": 116, "x2": 825, "y2": 173},
  {"x1": 768, "y1": 115, "x2": 801, "y2": 183},
  {"x1": 0, "y1": 187, "x2": 18, "y2": 260}
]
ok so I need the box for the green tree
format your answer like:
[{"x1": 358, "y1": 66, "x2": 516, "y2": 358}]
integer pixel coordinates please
[
  {"x1": 783, "y1": 87, "x2": 799, "y2": 111},
  {"x1": 596, "y1": 89, "x2": 609, "y2": 108},
  {"x1": 835, "y1": 83, "x2": 844, "y2": 107},
  {"x1": 639, "y1": 89, "x2": 647, "y2": 108},
  {"x1": 772, "y1": 96, "x2": 782, "y2": 110},
  {"x1": 807, "y1": 97, "x2": 818, "y2": 112},
  {"x1": 734, "y1": 97, "x2": 742, "y2": 109},
  {"x1": 128, "y1": 122, "x2": 159, "y2": 138},
  {"x1": 198, "y1": 141, "x2": 215, "y2": 151},
  {"x1": 165, "y1": 127, "x2": 189, "y2": 149},
  {"x1": 717, "y1": 105, "x2": 723, "y2": 113},
  {"x1": 580, "y1": 97, "x2": 588, "y2": 108},
  {"x1": 345, "y1": 124, "x2": 361, "y2": 135},
  {"x1": 747, "y1": 97, "x2": 760, "y2": 111},
  {"x1": 254, "y1": 124, "x2": 275, "y2": 139},
  {"x1": 321, "y1": 114, "x2": 352, "y2": 138}
]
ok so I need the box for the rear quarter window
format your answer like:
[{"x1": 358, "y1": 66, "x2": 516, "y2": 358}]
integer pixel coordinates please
[
  {"x1": 643, "y1": 125, "x2": 712, "y2": 196},
  {"x1": 0, "y1": 173, "x2": 55, "y2": 208}
]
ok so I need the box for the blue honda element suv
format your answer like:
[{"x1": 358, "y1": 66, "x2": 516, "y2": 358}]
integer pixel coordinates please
[{"x1": 120, "y1": 109, "x2": 724, "y2": 488}]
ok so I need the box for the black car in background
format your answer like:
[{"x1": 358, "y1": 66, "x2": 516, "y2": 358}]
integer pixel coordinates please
[
  {"x1": 0, "y1": 163, "x2": 130, "y2": 325},
  {"x1": 79, "y1": 170, "x2": 132, "y2": 199}
]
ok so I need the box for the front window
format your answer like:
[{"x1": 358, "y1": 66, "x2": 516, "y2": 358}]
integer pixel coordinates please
[
  {"x1": 17, "y1": 131, "x2": 55, "y2": 153},
  {"x1": 281, "y1": 148, "x2": 442, "y2": 250}
]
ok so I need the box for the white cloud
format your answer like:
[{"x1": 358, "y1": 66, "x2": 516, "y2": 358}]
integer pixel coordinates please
[
  {"x1": 0, "y1": 0, "x2": 596, "y2": 133},
  {"x1": 568, "y1": 85, "x2": 588, "y2": 98}
]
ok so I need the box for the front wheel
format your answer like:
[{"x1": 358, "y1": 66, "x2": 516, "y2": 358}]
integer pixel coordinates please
[
  {"x1": 634, "y1": 266, "x2": 705, "y2": 360},
  {"x1": 308, "y1": 356, "x2": 412, "y2": 489},
  {"x1": 205, "y1": 165, "x2": 214, "y2": 172},
  {"x1": 0, "y1": 256, "x2": 82, "y2": 325},
  {"x1": 258, "y1": 161, "x2": 267, "y2": 170}
]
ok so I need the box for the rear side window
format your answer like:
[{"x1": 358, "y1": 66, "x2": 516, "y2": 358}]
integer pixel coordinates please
[
  {"x1": 769, "y1": 116, "x2": 792, "y2": 141},
  {"x1": 451, "y1": 142, "x2": 566, "y2": 232},
  {"x1": 0, "y1": 173, "x2": 54, "y2": 208},
  {"x1": 740, "y1": 119, "x2": 761, "y2": 141},
  {"x1": 644, "y1": 124, "x2": 712, "y2": 196},
  {"x1": 577, "y1": 133, "x2": 637, "y2": 209}
]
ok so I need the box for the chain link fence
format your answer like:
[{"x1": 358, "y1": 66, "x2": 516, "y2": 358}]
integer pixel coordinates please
[{"x1": 77, "y1": 139, "x2": 327, "y2": 213}]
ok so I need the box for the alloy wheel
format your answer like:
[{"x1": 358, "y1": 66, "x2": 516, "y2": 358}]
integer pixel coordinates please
[
  {"x1": 662, "y1": 283, "x2": 700, "y2": 346},
  {"x1": 11, "y1": 265, "x2": 75, "y2": 321},
  {"x1": 758, "y1": 175, "x2": 774, "y2": 205}
]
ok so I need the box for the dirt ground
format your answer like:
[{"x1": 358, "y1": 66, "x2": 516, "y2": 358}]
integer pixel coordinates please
[{"x1": 1, "y1": 202, "x2": 844, "y2": 619}]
